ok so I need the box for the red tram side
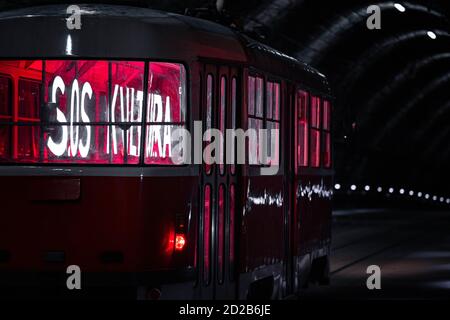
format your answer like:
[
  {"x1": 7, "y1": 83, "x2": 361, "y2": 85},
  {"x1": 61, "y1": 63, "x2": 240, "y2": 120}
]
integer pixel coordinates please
[{"x1": 0, "y1": 4, "x2": 332, "y2": 299}]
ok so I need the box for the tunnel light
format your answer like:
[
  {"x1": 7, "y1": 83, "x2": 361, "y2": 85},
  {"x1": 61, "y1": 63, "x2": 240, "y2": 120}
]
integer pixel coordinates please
[
  {"x1": 433, "y1": 196, "x2": 437, "y2": 201},
  {"x1": 350, "y1": 184, "x2": 357, "y2": 191},
  {"x1": 334, "y1": 183, "x2": 341, "y2": 190},
  {"x1": 394, "y1": 3, "x2": 406, "y2": 12},
  {"x1": 65, "y1": 35, "x2": 73, "y2": 56},
  {"x1": 427, "y1": 31, "x2": 437, "y2": 40},
  {"x1": 446, "y1": 199, "x2": 450, "y2": 204},
  {"x1": 377, "y1": 187, "x2": 383, "y2": 193},
  {"x1": 440, "y1": 197, "x2": 444, "y2": 202},
  {"x1": 425, "y1": 194, "x2": 430, "y2": 199},
  {"x1": 364, "y1": 185, "x2": 370, "y2": 191},
  {"x1": 418, "y1": 192, "x2": 423, "y2": 198},
  {"x1": 389, "y1": 188, "x2": 394, "y2": 193},
  {"x1": 409, "y1": 190, "x2": 414, "y2": 196},
  {"x1": 399, "y1": 188, "x2": 405, "y2": 195}
]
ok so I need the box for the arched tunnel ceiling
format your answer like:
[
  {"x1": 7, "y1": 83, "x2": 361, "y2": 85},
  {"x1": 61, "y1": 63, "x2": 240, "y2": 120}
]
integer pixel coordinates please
[{"x1": 1, "y1": 0, "x2": 450, "y2": 194}]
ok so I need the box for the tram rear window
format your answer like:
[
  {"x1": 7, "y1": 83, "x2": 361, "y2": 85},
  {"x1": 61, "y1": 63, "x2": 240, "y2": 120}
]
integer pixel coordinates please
[{"x1": 0, "y1": 60, "x2": 187, "y2": 165}]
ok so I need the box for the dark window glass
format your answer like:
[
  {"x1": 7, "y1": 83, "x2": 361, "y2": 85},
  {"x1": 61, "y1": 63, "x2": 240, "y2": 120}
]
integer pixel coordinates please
[
  {"x1": 310, "y1": 96, "x2": 321, "y2": 167},
  {"x1": 203, "y1": 185, "x2": 211, "y2": 284},
  {"x1": 273, "y1": 82, "x2": 280, "y2": 121},
  {"x1": 323, "y1": 132, "x2": 331, "y2": 168},
  {"x1": 247, "y1": 76, "x2": 255, "y2": 116},
  {"x1": 0, "y1": 125, "x2": 10, "y2": 160},
  {"x1": 266, "y1": 82, "x2": 273, "y2": 120},
  {"x1": 231, "y1": 77, "x2": 237, "y2": 175},
  {"x1": 0, "y1": 76, "x2": 11, "y2": 117},
  {"x1": 323, "y1": 100, "x2": 331, "y2": 168},
  {"x1": 218, "y1": 184, "x2": 225, "y2": 283},
  {"x1": 205, "y1": 74, "x2": 213, "y2": 174},
  {"x1": 19, "y1": 79, "x2": 40, "y2": 119},
  {"x1": 298, "y1": 91, "x2": 309, "y2": 167},
  {"x1": 219, "y1": 76, "x2": 226, "y2": 175},
  {"x1": 144, "y1": 62, "x2": 187, "y2": 165}
]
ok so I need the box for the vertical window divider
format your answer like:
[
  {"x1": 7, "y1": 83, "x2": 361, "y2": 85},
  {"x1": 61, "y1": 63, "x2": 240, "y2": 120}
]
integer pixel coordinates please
[
  {"x1": 139, "y1": 61, "x2": 150, "y2": 166},
  {"x1": 39, "y1": 60, "x2": 46, "y2": 162},
  {"x1": 108, "y1": 61, "x2": 113, "y2": 163}
]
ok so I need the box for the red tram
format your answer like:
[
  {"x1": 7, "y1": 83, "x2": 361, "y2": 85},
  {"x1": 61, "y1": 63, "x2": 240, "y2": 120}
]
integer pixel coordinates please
[{"x1": 0, "y1": 4, "x2": 332, "y2": 299}]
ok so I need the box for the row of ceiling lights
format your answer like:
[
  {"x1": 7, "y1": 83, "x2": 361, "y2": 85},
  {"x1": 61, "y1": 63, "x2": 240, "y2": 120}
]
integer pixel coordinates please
[
  {"x1": 342, "y1": 3, "x2": 444, "y2": 205},
  {"x1": 393, "y1": 3, "x2": 437, "y2": 39},
  {"x1": 334, "y1": 183, "x2": 450, "y2": 204}
]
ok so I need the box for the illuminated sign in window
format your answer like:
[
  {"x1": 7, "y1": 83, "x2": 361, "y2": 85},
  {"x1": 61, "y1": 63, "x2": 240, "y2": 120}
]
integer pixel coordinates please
[{"x1": 0, "y1": 60, "x2": 186, "y2": 165}]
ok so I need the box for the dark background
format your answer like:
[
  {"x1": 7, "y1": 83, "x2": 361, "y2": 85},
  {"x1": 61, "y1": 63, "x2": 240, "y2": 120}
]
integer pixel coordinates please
[{"x1": 2, "y1": 0, "x2": 450, "y2": 300}]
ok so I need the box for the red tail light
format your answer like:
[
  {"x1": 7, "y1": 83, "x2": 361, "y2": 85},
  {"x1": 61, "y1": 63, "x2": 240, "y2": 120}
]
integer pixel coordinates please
[{"x1": 175, "y1": 234, "x2": 186, "y2": 251}]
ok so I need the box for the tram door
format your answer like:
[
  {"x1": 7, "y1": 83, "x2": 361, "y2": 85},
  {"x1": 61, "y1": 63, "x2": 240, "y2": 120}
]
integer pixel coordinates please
[{"x1": 200, "y1": 64, "x2": 240, "y2": 299}]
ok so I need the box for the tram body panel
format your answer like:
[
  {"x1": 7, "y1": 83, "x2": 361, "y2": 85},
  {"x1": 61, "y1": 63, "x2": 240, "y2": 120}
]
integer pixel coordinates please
[{"x1": 0, "y1": 175, "x2": 197, "y2": 272}]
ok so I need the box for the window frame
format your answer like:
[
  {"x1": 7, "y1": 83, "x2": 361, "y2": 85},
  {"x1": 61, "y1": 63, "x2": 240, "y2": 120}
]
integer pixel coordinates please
[
  {"x1": 297, "y1": 89, "x2": 309, "y2": 168},
  {"x1": 0, "y1": 59, "x2": 190, "y2": 167},
  {"x1": 322, "y1": 99, "x2": 332, "y2": 168},
  {"x1": 246, "y1": 71, "x2": 282, "y2": 170},
  {"x1": 309, "y1": 95, "x2": 321, "y2": 168},
  {"x1": 265, "y1": 79, "x2": 281, "y2": 167}
]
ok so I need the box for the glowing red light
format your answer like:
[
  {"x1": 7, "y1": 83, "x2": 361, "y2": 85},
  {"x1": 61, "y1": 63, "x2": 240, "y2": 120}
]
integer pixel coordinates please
[{"x1": 175, "y1": 234, "x2": 186, "y2": 251}]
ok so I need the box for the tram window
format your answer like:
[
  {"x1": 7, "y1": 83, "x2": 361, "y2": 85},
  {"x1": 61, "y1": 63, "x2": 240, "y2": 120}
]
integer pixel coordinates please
[
  {"x1": 273, "y1": 83, "x2": 280, "y2": 120},
  {"x1": 248, "y1": 76, "x2": 255, "y2": 116},
  {"x1": 0, "y1": 60, "x2": 187, "y2": 165},
  {"x1": 42, "y1": 60, "x2": 145, "y2": 164},
  {"x1": 231, "y1": 77, "x2": 237, "y2": 175},
  {"x1": 323, "y1": 100, "x2": 332, "y2": 168},
  {"x1": 248, "y1": 75, "x2": 264, "y2": 118},
  {"x1": 248, "y1": 117, "x2": 262, "y2": 165},
  {"x1": 266, "y1": 81, "x2": 280, "y2": 166},
  {"x1": 0, "y1": 76, "x2": 11, "y2": 160},
  {"x1": 255, "y1": 77, "x2": 263, "y2": 117},
  {"x1": 0, "y1": 125, "x2": 10, "y2": 160},
  {"x1": 266, "y1": 82, "x2": 273, "y2": 119},
  {"x1": 311, "y1": 96, "x2": 320, "y2": 128},
  {"x1": 247, "y1": 75, "x2": 264, "y2": 165},
  {"x1": 310, "y1": 96, "x2": 321, "y2": 167},
  {"x1": 206, "y1": 74, "x2": 213, "y2": 132},
  {"x1": 17, "y1": 79, "x2": 41, "y2": 161},
  {"x1": 219, "y1": 76, "x2": 226, "y2": 175},
  {"x1": 19, "y1": 79, "x2": 40, "y2": 119},
  {"x1": 248, "y1": 75, "x2": 280, "y2": 167},
  {"x1": 323, "y1": 100, "x2": 331, "y2": 131},
  {"x1": 17, "y1": 126, "x2": 40, "y2": 161},
  {"x1": 145, "y1": 62, "x2": 187, "y2": 165},
  {"x1": 204, "y1": 74, "x2": 214, "y2": 174},
  {"x1": 298, "y1": 90, "x2": 309, "y2": 167}
]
